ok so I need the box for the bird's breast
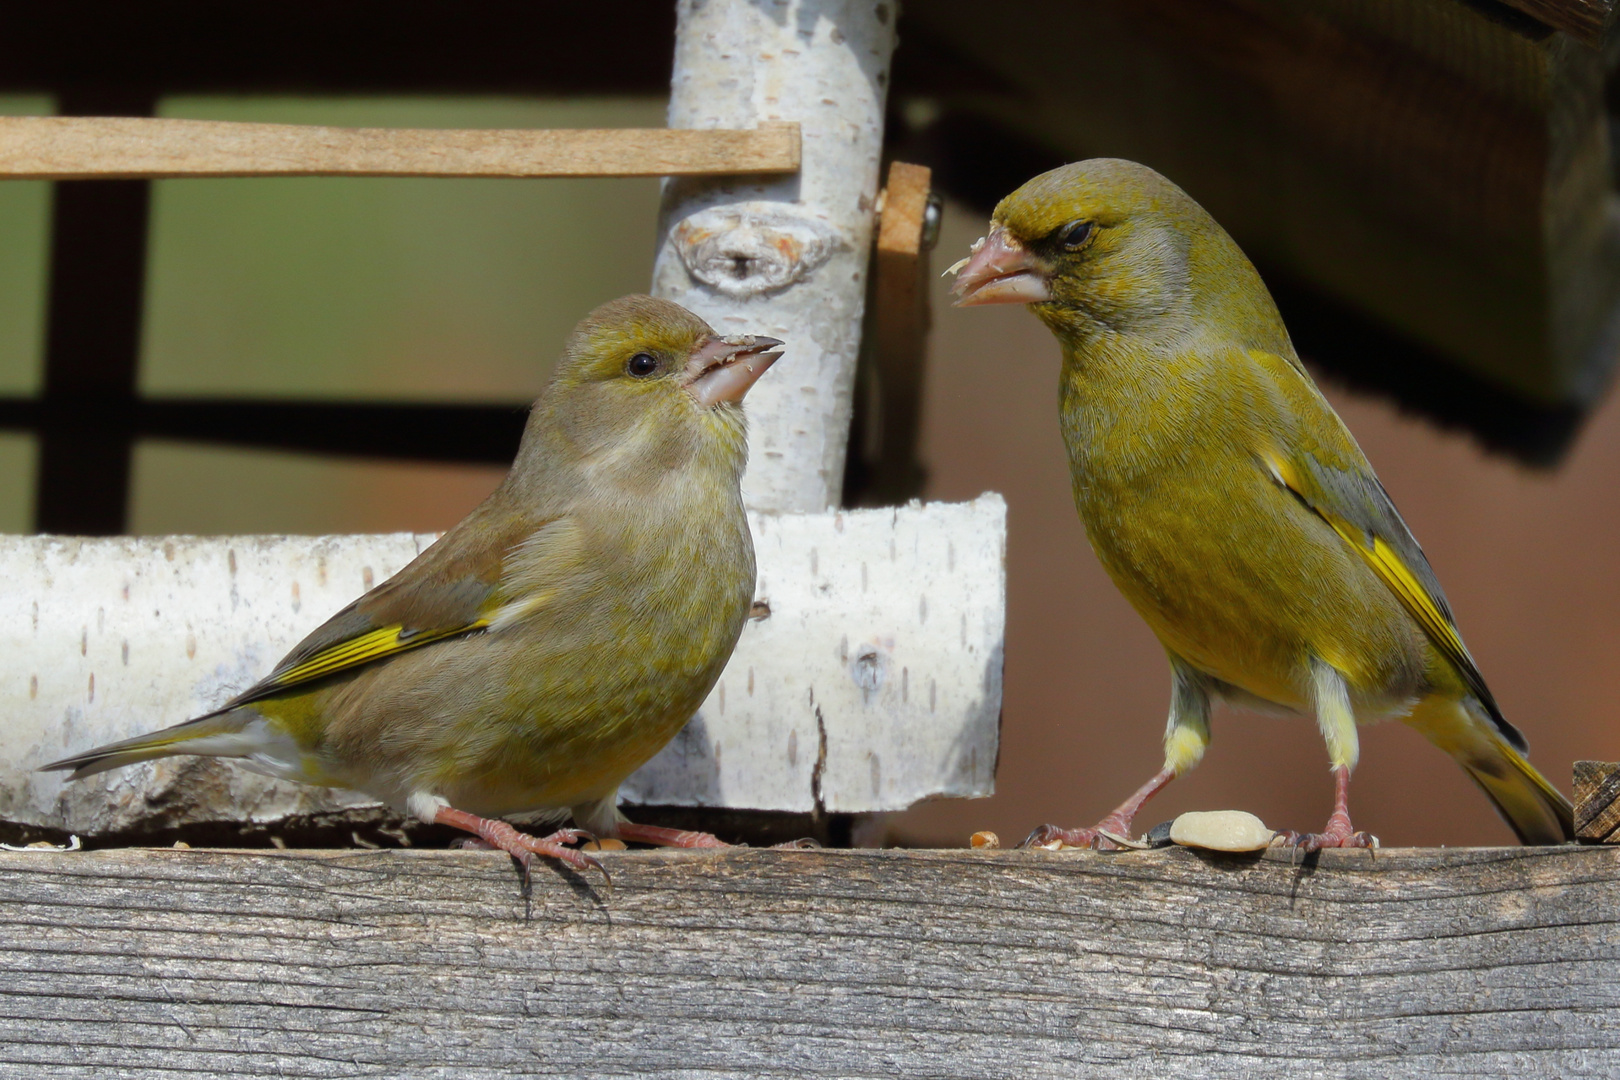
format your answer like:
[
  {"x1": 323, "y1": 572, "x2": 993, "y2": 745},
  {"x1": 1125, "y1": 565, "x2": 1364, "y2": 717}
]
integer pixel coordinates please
[{"x1": 1057, "y1": 359, "x2": 1425, "y2": 708}]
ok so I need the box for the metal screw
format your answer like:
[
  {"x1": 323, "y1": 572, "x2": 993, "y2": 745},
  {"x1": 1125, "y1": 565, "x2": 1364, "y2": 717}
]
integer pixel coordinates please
[{"x1": 920, "y1": 191, "x2": 943, "y2": 251}]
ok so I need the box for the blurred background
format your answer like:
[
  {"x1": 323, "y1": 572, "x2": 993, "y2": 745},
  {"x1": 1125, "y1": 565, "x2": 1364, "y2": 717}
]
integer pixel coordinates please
[{"x1": 3, "y1": 1, "x2": 1619, "y2": 847}]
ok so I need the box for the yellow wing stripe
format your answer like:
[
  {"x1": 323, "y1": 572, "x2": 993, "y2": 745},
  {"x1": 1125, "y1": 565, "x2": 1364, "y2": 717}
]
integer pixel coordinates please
[
  {"x1": 1264, "y1": 449, "x2": 1480, "y2": 688},
  {"x1": 266, "y1": 620, "x2": 490, "y2": 692},
  {"x1": 1365, "y1": 535, "x2": 1470, "y2": 663}
]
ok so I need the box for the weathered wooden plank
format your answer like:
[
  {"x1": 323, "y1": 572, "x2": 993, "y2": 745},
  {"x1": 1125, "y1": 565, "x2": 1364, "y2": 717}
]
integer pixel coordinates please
[
  {"x1": 3, "y1": 497, "x2": 1005, "y2": 838},
  {"x1": 0, "y1": 117, "x2": 800, "y2": 179},
  {"x1": 0, "y1": 845, "x2": 1614, "y2": 1077},
  {"x1": 1574, "y1": 759, "x2": 1620, "y2": 841}
]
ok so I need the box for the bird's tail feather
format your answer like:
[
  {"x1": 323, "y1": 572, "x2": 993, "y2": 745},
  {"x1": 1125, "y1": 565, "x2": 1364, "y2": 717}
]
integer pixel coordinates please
[
  {"x1": 40, "y1": 710, "x2": 248, "y2": 781},
  {"x1": 1404, "y1": 695, "x2": 1573, "y2": 845}
]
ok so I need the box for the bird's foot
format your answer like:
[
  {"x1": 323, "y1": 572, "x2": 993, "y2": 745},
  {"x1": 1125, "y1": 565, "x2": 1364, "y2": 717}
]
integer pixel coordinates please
[
  {"x1": 453, "y1": 827, "x2": 596, "y2": 852},
  {"x1": 1019, "y1": 767, "x2": 1176, "y2": 852},
  {"x1": 1022, "y1": 815, "x2": 1134, "y2": 852},
  {"x1": 436, "y1": 807, "x2": 608, "y2": 892},
  {"x1": 1272, "y1": 817, "x2": 1377, "y2": 855},
  {"x1": 1273, "y1": 766, "x2": 1378, "y2": 856}
]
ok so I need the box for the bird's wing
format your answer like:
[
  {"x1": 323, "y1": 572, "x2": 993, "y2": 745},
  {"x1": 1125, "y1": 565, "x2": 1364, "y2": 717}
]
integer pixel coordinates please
[
  {"x1": 224, "y1": 510, "x2": 575, "y2": 708},
  {"x1": 1247, "y1": 350, "x2": 1520, "y2": 747}
]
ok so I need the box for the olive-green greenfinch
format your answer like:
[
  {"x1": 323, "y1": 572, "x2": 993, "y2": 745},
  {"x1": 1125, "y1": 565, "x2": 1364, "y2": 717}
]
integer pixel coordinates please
[
  {"x1": 44, "y1": 295, "x2": 784, "y2": 880},
  {"x1": 951, "y1": 159, "x2": 1573, "y2": 849}
]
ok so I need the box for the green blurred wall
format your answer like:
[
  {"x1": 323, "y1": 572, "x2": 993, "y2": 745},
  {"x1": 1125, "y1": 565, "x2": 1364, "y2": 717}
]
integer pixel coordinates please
[
  {"x1": 0, "y1": 95, "x2": 53, "y2": 532},
  {"x1": 0, "y1": 95, "x2": 666, "y2": 535}
]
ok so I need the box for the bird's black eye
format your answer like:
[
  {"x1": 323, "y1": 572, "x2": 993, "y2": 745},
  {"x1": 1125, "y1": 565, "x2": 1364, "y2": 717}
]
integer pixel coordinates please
[
  {"x1": 1058, "y1": 220, "x2": 1094, "y2": 251},
  {"x1": 626, "y1": 353, "x2": 659, "y2": 378}
]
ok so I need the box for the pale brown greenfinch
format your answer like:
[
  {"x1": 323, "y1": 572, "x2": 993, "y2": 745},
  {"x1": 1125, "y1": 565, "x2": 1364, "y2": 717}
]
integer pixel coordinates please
[
  {"x1": 952, "y1": 159, "x2": 1573, "y2": 850},
  {"x1": 44, "y1": 295, "x2": 784, "y2": 882}
]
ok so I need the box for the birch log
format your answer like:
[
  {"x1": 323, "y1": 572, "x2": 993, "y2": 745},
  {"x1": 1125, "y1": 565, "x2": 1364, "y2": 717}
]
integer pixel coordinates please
[
  {"x1": 652, "y1": 0, "x2": 898, "y2": 513},
  {"x1": 1, "y1": 496, "x2": 1004, "y2": 838}
]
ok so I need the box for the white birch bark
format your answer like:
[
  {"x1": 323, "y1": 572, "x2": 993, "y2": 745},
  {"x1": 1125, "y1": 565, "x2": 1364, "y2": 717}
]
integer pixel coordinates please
[
  {"x1": 652, "y1": 0, "x2": 899, "y2": 513},
  {"x1": 1, "y1": 497, "x2": 1004, "y2": 837}
]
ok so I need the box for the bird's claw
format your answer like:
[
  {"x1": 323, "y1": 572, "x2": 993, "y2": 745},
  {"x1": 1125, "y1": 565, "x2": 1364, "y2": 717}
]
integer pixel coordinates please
[
  {"x1": 441, "y1": 809, "x2": 612, "y2": 892},
  {"x1": 577, "y1": 850, "x2": 611, "y2": 893},
  {"x1": 535, "y1": 832, "x2": 612, "y2": 891},
  {"x1": 1271, "y1": 828, "x2": 1378, "y2": 858},
  {"x1": 1020, "y1": 823, "x2": 1130, "y2": 851}
]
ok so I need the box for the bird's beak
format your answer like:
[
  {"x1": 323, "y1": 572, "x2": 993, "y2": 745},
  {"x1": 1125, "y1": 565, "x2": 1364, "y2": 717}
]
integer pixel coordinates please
[
  {"x1": 683, "y1": 334, "x2": 785, "y2": 407},
  {"x1": 949, "y1": 226, "x2": 1052, "y2": 306}
]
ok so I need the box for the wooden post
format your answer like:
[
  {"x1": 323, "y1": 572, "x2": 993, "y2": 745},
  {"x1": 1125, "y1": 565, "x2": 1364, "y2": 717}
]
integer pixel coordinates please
[
  {"x1": 1575, "y1": 760, "x2": 1620, "y2": 842},
  {"x1": 652, "y1": 0, "x2": 899, "y2": 513},
  {"x1": 31, "y1": 90, "x2": 156, "y2": 535},
  {"x1": 855, "y1": 160, "x2": 935, "y2": 504}
]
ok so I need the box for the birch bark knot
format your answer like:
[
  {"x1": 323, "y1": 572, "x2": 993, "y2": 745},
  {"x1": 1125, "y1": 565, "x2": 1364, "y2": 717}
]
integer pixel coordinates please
[{"x1": 670, "y1": 202, "x2": 845, "y2": 298}]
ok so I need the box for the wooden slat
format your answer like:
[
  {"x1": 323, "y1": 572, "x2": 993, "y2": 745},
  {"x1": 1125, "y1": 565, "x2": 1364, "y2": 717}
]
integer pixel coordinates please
[
  {"x1": 876, "y1": 161, "x2": 932, "y2": 257},
  {"x1": 0, "y1": 117, "x2": 800, "y2": 180},
  {"x1": 0, "y1": 845, "x2": 1615, "y2": 1076}
]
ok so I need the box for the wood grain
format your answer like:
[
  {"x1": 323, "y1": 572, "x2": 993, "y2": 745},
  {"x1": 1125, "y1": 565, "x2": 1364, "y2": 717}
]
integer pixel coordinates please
[
  {"x1": 876, "y1": 161, "x2": 932, "y2": 257},
  {"x1": 1574, "y1": 759, "x2": 1620, "y2": 841},
  {"x1": 1, "y1": 845, "x2": 1615, "y2": 1077},
  {"x1": 0, "y1": 117, "x2": 800, "y2": 179}
]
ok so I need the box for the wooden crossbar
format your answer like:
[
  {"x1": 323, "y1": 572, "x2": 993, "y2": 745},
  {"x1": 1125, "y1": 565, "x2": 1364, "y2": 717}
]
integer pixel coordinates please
[{"x1": 0, "y1": 116, "x2": 800, "y2": 179}]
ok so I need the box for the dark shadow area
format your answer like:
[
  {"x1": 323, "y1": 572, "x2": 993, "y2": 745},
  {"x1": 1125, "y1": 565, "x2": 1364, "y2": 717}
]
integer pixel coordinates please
[
  {"x1": 0, "y1": 398, "x2": 532, "y2": 466},
  {"x1": 0, "y1": 805, "x2": 851, "y2": 851},
  {"x1": 0, "y1": 2, "x2": 677, "y2": 97}
]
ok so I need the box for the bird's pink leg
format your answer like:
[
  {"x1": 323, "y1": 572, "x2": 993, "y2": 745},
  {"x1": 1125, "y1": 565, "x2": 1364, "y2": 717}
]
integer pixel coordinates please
[
  {"x1": 612, "y1": 822, "x2": 818, "y2": 850},
  {"x1": 613, "y1": 822, "x2": 729, "y2": 849},
  {"x1": 1023, "y1": 766, "x2": 1178, "y2": 851},
  {"x1": 1274, "y1": 765, "x2": 1374, "y2": 852},
  {"x1": 435, "y1": 806, "x2": 608, "y2": 888}
]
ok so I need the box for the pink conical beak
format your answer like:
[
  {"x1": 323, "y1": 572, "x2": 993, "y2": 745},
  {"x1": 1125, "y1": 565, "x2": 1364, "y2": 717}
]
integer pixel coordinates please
[
  {"x1": 950, "y1": 226, "x2": 1051, "y2": 306},
  {"x1": 683, "y1": 334, "x2": 785, "y2": 407}
]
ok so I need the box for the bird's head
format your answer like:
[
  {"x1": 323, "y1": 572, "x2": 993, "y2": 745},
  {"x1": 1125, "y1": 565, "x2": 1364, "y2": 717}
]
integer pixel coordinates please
[
  {"x1": 950, "y1": 159, "x2": 1279, "y2": 349},
  {"x1": 529, "y1": 295, "x2": 782, "y2": 488}
]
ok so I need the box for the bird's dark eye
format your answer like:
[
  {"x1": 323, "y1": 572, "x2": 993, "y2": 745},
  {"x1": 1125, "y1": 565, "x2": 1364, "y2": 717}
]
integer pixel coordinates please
[
  {"x1": 626, "y1": 353, "x2": 659, "y2": 378},
  {"x1": 1058, "y1": 220, "x2": 1094, "y2": 251}
]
